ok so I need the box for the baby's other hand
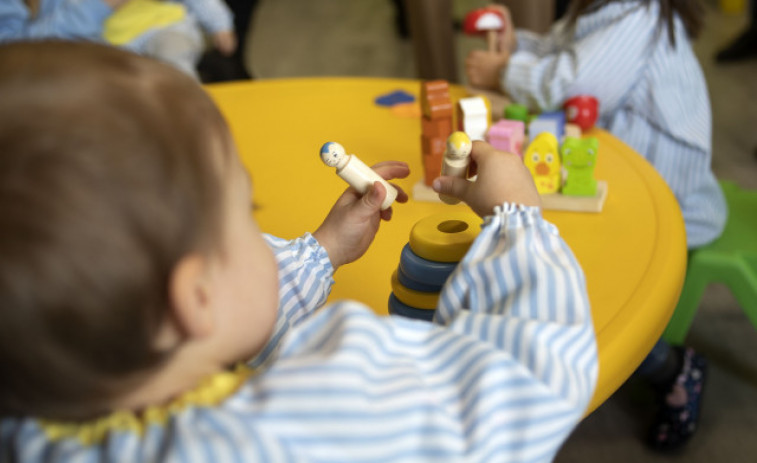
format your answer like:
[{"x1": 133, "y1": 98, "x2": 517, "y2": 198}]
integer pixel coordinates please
[
  {"x1": 213, "y1": 30, "x2": 237, "y2": 56},
  {"x1": 432, "y1": 141, "x2": 539, "y2": 217},
  {"x1": 465, "y1": 49, "x2": 509, "y2": 91},
  {"x1": 313, "y1": 161, "x2": 409, "y2": 270}
]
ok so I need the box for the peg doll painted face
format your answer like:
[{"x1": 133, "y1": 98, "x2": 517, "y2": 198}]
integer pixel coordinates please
[{"x1": 319, "y1": 142, "x2": 347, "y2": 168}]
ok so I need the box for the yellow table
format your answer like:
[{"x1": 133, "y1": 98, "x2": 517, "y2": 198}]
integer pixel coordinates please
[{"x1": 206, "y1": 78, "x2": 687, "y2": 413}]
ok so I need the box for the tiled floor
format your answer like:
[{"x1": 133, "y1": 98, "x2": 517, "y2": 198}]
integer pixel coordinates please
[{"x1": 249, "y1": 1, "x2": 757, "y2": 461}]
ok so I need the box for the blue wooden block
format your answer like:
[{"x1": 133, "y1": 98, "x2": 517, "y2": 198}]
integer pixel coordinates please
[
  {"x1": 374, "y1": 90, "x2": 415, "y2": 107},
  {"x1": 399, "y1": 244, "x2": 457, "y2": 287},
  {"x1": 529, "y1": 111, "x2": 565, "y2": 141},
  {"x1": 388, "y1": 293, "x2": 435, "y2": 322}
]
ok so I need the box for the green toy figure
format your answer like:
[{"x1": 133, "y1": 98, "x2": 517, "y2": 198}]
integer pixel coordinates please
[{"x1": 561, "y1": 137, "x2": 599, "y2": 196}]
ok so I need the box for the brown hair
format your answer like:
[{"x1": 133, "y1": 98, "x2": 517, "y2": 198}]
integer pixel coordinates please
[
  {"x1": 565, "y1": 0, "x2": 705, "y2": 47},
  {"x1": 0, "y1": 41, "x2": 230, "y2": 419}
]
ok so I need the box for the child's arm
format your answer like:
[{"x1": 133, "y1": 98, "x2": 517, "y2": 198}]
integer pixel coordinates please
[
  {"x1": 504, "y1": 3, "x2": 657, "y2": 112},
  {"x1": 180, "y1": 0, "x2": 236, "y2": 55},
  {"x1": 0, "y1": 0, "x2": 125, "y2": 42},
  {"x1": 248, "y1": 161, "x2": 409, "y2": 367},
  {"x1": 249, "y1": 145, "x2": 596, "y2": 458}
]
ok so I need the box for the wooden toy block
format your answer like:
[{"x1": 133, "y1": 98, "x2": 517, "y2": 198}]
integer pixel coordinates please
[
  {"x1": 564, "y1": 123, "x2": 582, "y2": 139},
  {"x1": 319, "y1": 142, "x2": 398, "y2": 210},
  {"x1": 524, "y1": 132, "x2": 561, "y2": 195},
  {"x1": 439, "y1": 131, "x2": 473, "y2": 204},
  {"x1": 504, "y1": 103, "x2": 529, "y2": 122},
  {"x1": 421, "y1": 116, "x2": 453, "y2": 138},
  {"x1": 541, "y1": 180, "x2": 608, "y2": 213},
  {"x1": 564, "y1": 95, "x2": 599, "y2": 131},
  {"x1": 409, "y1": 211, "x2": 481, "y2": 262},
  {"x1": 463, "y1": 7, "x2": 506, "y2": 52},
  {"x1": 487, "y1": 119, "x2": 525, "y2": 158},
  {"x1": 421, "y1": 135, "x2": 446, "y2": 158},
  {"x1": 421, "y1": 80, "x2": 453, "y2": 120},
  {"x1": 422, "y1": 152, "x2": 443, "y2": 185},
  {"x1": 528, "y1": 117, "x2": 560, "y2": 142},
  {"x1": 456, "y1": 96, "x2": 489, "y2": 141},
  {"x1": 538, "y1": 111, "x2": 566, "y2": 139},
  {"x1": 561, "y1": 137, "x2": 599, "y2": 196}
]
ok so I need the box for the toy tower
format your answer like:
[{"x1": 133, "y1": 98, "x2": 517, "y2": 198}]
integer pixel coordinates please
[{"x1": 419, "y1": 81, "x2": 454, "y2": 186}]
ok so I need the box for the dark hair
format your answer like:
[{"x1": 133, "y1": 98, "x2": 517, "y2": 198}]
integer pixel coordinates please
[
  {"x1": 565, "y1": 0, "x2": 705, "y2": 46},
  {"x1": 0, "y1": 41, "x2": 230, "y2": 419}
]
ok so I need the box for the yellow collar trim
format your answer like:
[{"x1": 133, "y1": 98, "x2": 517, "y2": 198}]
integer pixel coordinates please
[{"x1": 39, "y1": 363, "x2": 254, "y2": 446}]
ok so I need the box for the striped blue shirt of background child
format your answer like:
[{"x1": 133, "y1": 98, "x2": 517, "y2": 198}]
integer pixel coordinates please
[{"x1": 505, "y1": 1, "x2": 726, "y2": 248}]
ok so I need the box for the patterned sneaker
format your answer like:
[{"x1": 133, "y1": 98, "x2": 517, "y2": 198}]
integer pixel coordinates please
[{"x1": 647, "y1": 347, "x2": 707, "y2": 452}]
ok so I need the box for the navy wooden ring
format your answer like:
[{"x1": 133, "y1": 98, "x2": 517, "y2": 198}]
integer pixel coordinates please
[
  {"x1": 388, "y1": 293, "x2": 435, "y2": 322},
  {"x1": 399, "y1": 244, "x2": 457, "y2": 287},
  {"x1": 397, "y1": 266, "x2": 444, "y2": 293}
]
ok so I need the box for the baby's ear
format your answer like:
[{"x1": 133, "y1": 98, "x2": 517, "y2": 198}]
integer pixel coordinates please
[{"x1": 168, "y1": 254, "x2": 215, "y2": 341}]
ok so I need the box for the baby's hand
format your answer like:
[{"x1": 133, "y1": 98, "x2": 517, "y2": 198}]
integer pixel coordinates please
[
  {"x1": 313, "y1": 161, "x2": 410, "y2": 270},
  {"x1": 213, "y1": 30, "x2": 237, "y2": 56},
  {"x1": 432, "y1": 141, "x2": 540, "y2": 217}
]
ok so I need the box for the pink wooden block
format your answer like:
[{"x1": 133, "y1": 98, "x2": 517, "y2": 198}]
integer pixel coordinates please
[{"x1": 487, "y1": 119, "x2": 525, "y2": 158}]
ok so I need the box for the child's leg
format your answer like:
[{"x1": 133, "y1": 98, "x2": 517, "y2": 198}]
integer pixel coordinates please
[
  {"x1": 143, "y1": 19, "x2": 204, "y2": 80},
  {"x1": 636, "y1": 339, "x2": 707, "y2": 451}
]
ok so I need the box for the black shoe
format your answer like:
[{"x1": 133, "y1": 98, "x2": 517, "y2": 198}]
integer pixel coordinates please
[
  {"x1": 715, "y1": 27, "x2": 757, "y2": 63},
  {"x1": 646, "y1": 347, "x2": 707, "y2": 452}
]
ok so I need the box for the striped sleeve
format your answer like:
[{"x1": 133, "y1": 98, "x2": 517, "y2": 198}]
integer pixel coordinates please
[
  {"x1": 181, "y1": 0, "x2": 233, "y2": 34},
  {"x1": 245, "y1": 204, "x2": 597, "y2": 461},
  {"x1": 436, "y1": 203, "x2": 597, "y2": 411},
  {"x1": 0, "y1": 0, "x2": 112, "y2": 42},
  {"x1": 249, "y1": 233, "x2": 334, "y2": 367},
  {"x1": 504, "y1": 3, "x2": 655, "y2": 112}
]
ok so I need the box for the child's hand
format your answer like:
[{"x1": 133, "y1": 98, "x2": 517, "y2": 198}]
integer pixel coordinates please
[
  {"x1": 433, "y1": 141, "x2": 540, "y2": 217},
  {"x1": 314, "y1": 161, "x2": 410, "y2": 270},
  {"x1": 465, "y1": 5, "x2": 515, "y2": 91},
  {"x1": 213, "y1": 30, "x2": 237, "y2": 56}
]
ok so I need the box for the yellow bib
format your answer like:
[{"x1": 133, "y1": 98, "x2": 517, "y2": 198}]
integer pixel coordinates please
[{"x1": 103, "y1": 0, "x2": 186, "y2": 45}]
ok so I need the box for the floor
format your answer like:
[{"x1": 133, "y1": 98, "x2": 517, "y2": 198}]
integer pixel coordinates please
[{"x1": 247, "y1": 1, "x2": 757, "y2": 461}]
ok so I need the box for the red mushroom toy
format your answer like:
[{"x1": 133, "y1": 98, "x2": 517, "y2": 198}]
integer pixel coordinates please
[{"x1": 463, "y1": 7, "x2": 506, "y2": 52}]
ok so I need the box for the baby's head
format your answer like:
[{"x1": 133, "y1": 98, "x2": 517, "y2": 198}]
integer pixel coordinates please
[{"x1": 0, "y1": 42, "x2": 278, "y2": 419}]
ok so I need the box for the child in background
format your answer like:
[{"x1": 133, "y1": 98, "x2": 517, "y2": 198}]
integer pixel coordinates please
[
  {"x1": 0, "y1": 41, "x2": 597, "y2": 462},
  {"x1": 465, "y1": 0, "x2": 725, "y2": 451},
  {"x1": 0, "y1": 0, "x2": 235, "y2": 79}
]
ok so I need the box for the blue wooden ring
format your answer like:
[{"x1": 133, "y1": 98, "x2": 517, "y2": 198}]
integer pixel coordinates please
[
  {"x1": 388, "y1": 293, "x2": 435, "y2": 322},
  {"x1": 399, "y1": 244, "x2": 457, "y2": 287},
  {"x1": 397, "y1": 266, "x2": 444, "y2": 293}
]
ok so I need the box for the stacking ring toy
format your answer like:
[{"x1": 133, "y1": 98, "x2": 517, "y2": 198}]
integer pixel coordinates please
[
  {"x1": 388, "y1": 294, "x2": 435, "y2": 322},
  {"x1": 397, "y1": 266, "x2": 443, "y2": 293},
  {"x1": 399, "y1": 244, "x2": 457, "y2": 287},
  {"x1": 409, "y1": 212, "x2": 481, "y2": 262},
  {"x1": 391, "y1": 270, "x2": 439, "y2": 310}
]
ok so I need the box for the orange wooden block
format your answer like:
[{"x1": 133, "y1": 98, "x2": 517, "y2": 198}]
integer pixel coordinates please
[
  {"x1": 421, "y1": 135, "x2": 446, "y2": 158},
  {"x1": 421, "y1": 116, "x2": 453, "y2": 138},
  {"x1": 421, "y1": 80, "x2": 453, "y2": 120},
  {"x1": 422, "y1": 153, "x2": 443, "y2": 185}
]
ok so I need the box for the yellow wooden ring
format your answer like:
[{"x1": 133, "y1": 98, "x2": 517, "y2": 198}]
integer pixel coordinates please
[
  {"x1": 390, "y1": 270, "x2": 439, "y2": 310},
  {"x1": 409, "y1": 212, "x2": 481, "y2": 263}
]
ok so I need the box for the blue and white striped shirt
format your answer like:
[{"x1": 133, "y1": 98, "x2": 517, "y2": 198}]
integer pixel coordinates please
[
  {"x1": 0, "y1": 205, "x2": 597, "y2": 463},
  {"x1": 505, "y1": 1, "x2": 726, "y2": 248}
]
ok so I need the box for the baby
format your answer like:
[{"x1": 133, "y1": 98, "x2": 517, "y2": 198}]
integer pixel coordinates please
[{"x1": 0, "y1": 41, "x2": 597, "y2": 462}]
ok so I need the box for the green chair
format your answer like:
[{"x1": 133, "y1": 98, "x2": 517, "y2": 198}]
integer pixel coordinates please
[{"x1": 663, "y1": 181, "x2": 757, "y2": 344}]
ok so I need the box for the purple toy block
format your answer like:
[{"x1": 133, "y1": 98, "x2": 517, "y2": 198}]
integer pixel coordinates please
[{"x1": 487, "y1": 119, "x2": 525, "y2": 158}]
